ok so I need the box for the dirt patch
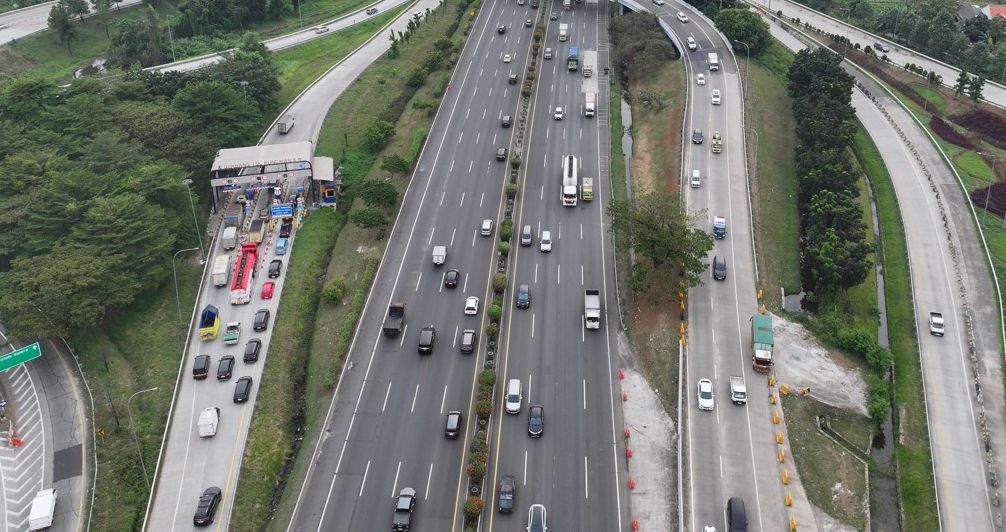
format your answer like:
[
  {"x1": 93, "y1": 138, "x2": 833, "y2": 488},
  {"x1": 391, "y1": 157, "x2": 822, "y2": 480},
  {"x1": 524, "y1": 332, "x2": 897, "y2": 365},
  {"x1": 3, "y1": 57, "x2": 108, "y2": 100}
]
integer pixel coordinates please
[
  {"x1": 629, "y1": 64, "x2": 685, "y2": 194},
  {"x1": 812, "y1": 502, "x2": 860, "y2": 532},
  {"x1": 772, "y1": 316, "x2": 869, "y2": 416},
  {"x1": 619, "y1": 367, "x2": 676, "y2": 530}
]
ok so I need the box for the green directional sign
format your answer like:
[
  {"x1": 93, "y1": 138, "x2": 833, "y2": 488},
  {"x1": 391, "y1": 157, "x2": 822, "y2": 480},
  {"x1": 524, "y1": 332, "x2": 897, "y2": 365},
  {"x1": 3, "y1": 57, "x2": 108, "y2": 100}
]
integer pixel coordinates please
[{"x1": 0, "y1": 342, "x2": 41, "y2": 372}]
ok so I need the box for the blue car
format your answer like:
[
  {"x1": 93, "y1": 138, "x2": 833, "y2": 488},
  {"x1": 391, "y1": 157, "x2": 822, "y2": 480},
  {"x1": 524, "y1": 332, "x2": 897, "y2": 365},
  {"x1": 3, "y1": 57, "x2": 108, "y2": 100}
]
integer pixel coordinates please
[{"x1": 275, "y1": 237, "x2": 288, "y2": 256}]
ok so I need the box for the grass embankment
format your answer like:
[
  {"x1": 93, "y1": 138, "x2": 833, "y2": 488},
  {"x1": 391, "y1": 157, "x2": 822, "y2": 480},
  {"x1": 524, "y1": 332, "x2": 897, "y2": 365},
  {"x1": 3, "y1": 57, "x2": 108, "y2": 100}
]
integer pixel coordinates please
[
  {"x1": 75, "y1": 258, "x2": 202, "y2": 531},
  {"x1": 234, "y1": 2, "x2": 479, "y2": 528},
  {"x1": 622, "y1": 59, "x2": 686, "y2": 413},
  {"x1": 852, "y1": 123, "x2": 939, "y2": 531}
]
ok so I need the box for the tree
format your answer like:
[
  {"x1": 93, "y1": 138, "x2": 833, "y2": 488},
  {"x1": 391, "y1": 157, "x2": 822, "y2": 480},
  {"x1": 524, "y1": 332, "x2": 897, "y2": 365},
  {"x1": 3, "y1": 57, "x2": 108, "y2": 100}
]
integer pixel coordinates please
[
  {"x1": 805, "y1": 227, "x2": 872, "y2": 295},
  {"x1": 351, "y1": 207, "x2": 389, "y2": 228},
  {"x1": 608, "y1": 190, "x2": 713, "y2": 287},
  {"x1": 363, "y1": 121, "x2": 396, "y2": 152},
  {"x1": 47, "y1": 3, "x2": 79, "y2": 53},
  {"x1": 967, "y1": 75, "x2": 985, "y2": 101},
  {"x1": 357, "y1": 179, "x2": 398, "y2": 207},
  {"x1": 92, "y1": 0, "x2": 112, "y2": 38},
  {"x1": 64, "y1": 0, "x2": 89, "y2": 21},
  {"x1": 715, "y1": 9, "x2": 771, "y2": 56},
  {"x1": 953, "y1": 69, "x2": 970, "y2": 97},
  {"x1": 381, "y1": 154, "x2": 410, "y2": 174},
  {"x1": 172, "y1": 80, "x2": 260, "y2": 147},
  {"x1": 0, "y1": 77, "x2": 59, "y2": 123}
]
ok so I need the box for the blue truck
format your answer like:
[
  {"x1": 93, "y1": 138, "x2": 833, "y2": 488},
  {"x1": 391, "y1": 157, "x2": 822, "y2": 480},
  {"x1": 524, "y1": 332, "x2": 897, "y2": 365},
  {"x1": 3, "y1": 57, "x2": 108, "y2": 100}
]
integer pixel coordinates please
[
  {"x1": 713, "y1": 216, "x2": 727, "y2": 239},
  {"x1": 567, "y1": 47, "x2": 579, "y2": 71}
]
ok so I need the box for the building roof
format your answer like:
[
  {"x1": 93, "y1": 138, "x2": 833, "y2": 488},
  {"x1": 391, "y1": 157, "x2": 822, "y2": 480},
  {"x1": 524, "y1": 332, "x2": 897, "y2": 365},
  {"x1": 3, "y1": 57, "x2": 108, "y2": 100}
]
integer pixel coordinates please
[
  {"x1": 210, "y1": 141, "x2": 314, "y2": 172},
  {"x1": 957, "y1": 3, "x2": 984, "y2": 22},
  {"x1": 984, "y1": 4, "x2": 1006, "y2": 20}
]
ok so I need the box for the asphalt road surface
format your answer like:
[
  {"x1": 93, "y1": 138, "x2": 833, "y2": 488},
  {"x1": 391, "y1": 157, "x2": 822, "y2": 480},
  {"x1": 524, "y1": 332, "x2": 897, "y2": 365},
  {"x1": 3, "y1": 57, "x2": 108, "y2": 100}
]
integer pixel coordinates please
[{"x1": 0, "y1": 0, "x2": 143, "y2": 44}]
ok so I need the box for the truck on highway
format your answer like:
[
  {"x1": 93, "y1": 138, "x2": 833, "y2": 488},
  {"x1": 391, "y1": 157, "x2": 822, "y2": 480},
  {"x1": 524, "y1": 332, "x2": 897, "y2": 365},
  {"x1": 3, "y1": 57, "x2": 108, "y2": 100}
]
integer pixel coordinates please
[
  {"x1": 383, "y1": 303, "x2": 406, "y2": 336},
  {"x1": 581, "y1": 177, "x2": 594, "y2": 201},
  {"x1": 584, "y1": 289, "x2": 601, "y2": 330},
  {"x1": 708, "y1": 52, "x2": 719, "y2": 71},
  {"x1": 223, "y1": 322, "x2": 241, "y2": 345},
  {"x1": 28, "y1": 489, "x2": 56, "y2": 531},
  {"x1": 567, "y1": 46, "x2": 579, "y2": 71},
  {"x1": 212, "y1": 255, "x2": 231, "y2": 287},
  {"x1": 199, "y1": 304, "x2": 220, "y2": 341},
  {"x1": 432, "y1": 245, "x2": 446, "y2": 266},
  {"x1": 729, "y1": 376, "x2": 747, "y2": 404},
  {"x1": 392, "y1": 487, "x2": 417, "y2": 531},
  {"x1": 278, "y1": 114, "x2": 295, "y2": 134},
  {"x1": 582, "y1": 50, "x2": 596, "y2": 77},
  {"x1": 559, "y1": 23, "x2": 569, "y2": 41},
  {"x1": 198, "y1": 407, "x2": 219, "y2": 438},
  {"x1": 561, "y1": 155, "x2": 578, "y2": 206},
  {"x1": 711, "y1": 131, "x2": 722, "y2": 153},
  {"x1": 248, "y1": 219, "x2": 265, "y2": 244},
  {"x1": 713, "y1": 216, "x2": 727, "y2": 239},
  {"x1": 223, "y1": 203, "x2": 244, "y2": 228},
  {"x1": 929, "y1": 312, "x2": 945, "y2": 336},
  {"x1": 221, "y1": 226, "x2": 238, "y2": 250},
  {"x1": 584, "y1": 92, "x2": 596, "y2": 117},
  {"x1": 562, "y1": 0, "x2": 571, "y2": 10},
  {"x1": 752, "y1": 313, "x2": 774, "y2": 372}
]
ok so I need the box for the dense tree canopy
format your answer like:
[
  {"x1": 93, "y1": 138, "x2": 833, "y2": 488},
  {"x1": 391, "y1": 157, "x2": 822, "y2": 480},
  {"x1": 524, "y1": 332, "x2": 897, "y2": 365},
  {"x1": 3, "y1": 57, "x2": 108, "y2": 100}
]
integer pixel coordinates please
[{"x1": 715, "y1": 9, "x2": 771, "y2": 56}]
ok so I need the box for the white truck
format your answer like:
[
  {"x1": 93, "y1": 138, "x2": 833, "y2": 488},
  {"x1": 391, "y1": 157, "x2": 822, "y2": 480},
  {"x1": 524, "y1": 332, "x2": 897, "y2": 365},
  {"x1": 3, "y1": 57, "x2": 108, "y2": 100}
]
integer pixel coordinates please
[
  {"x1": 198, "y1": 407, "x2": 220, "y2": 437},
  {"x1": 581, "y1": 177, "x2": 594, "y2": 201},
  {"x1": 708, "y1": 52, "x2": 719, "y2": 71},
  {"x1": 221, "y1": 226, "x2": 238, "y2": 250},
  {"x1": 729, "y1": 376, "x2": 747, "y2": 405},
  {"x1": 562, "y1": 155, "x2": 578, "y2": 207},
  {"x1": 212, "y1": 255, "x2": 231, "y2": 287},
  {"x1": 558, "y1": 23, "x2": 568, "y2": 41},
  {"x1": 929, "y1": 312, "x2": 945, "y2": 336},
  {"x1": 28, "y1": 489, "x2": 56, "y2": 530},
  {"x1": 432, "y1": 245, "x2": 447, "y2": 266},
  {"x1": 582, "y1": 50, "x2": 596, "y2": 77},
  {"x1": 584, "y1": 289, "x2": 601, "y2": 330},
  {"x1": 584, "y1": 92, "x2": 596, "y2": 117},
  {"x1": 278, "y1": 114, "x2": 295, "y2": 134}
]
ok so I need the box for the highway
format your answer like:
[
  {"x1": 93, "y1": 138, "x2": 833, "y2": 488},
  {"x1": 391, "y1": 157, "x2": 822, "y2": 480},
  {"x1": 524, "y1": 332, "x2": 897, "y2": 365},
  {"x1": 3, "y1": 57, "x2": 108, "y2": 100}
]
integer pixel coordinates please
[
  {"x1": 0, "y1": 0, "x2": 143, "y2": 44},
  {"x1": 285, "y1": 0, "x2": 629, "y2": 530}
]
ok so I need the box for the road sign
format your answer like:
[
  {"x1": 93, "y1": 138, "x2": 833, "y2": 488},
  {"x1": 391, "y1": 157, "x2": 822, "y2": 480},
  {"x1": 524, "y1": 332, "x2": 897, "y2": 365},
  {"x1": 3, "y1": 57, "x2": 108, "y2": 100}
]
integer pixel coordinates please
[
  {"x1": 271, "y1": 204, "x2": 293, "y2": 217},
  {"x1": 0, "y1": 342, "x2": 41, "y2": 372}
]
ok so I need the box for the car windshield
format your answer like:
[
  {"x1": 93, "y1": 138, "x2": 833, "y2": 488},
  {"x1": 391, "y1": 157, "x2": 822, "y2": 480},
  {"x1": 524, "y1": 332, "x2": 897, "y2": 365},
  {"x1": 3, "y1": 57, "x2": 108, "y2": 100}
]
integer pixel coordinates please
[{"x1": 700, "y1": 388, "x2": 712, "y2": 399}]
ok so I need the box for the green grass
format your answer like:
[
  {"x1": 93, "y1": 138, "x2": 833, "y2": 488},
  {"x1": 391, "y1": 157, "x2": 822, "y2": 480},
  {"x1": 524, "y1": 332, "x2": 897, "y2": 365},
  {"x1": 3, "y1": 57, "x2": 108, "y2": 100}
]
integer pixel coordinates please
[
  {"x1": 852, "y1": 123, "x2": 939, "y2": 531},
  {"x1": 75, "y1": 256, "x2": 203, "y2": 531},
  {"x1": 749, "y1": 41, "x2": 801, "y2": 304},
  {"x1": 273, "y1": 6, "x2": 407, "y2": 107},
  {"x1": 840, "y1": 176, "x2": 880, "y2": 336},
  {"x1": 782, "y1": 394, "x2": 871, "y2": 531}
]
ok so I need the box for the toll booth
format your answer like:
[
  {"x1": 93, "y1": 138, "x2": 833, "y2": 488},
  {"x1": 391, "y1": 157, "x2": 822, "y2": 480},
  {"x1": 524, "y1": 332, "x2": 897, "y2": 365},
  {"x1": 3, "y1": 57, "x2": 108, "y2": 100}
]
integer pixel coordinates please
[
  {"x1": 209, "y1": 142, "x2": 315, "y2": 213},
  {"x1": 312, "y1": 156, "x2": 340, "y2": 208}
]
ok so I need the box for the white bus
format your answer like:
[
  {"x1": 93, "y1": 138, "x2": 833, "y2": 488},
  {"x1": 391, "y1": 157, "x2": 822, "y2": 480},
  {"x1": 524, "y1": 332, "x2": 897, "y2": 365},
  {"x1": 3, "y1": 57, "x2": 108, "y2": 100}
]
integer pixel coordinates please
[{"x1": 561, "y1": 155, "x2": 578, "y2": 206}]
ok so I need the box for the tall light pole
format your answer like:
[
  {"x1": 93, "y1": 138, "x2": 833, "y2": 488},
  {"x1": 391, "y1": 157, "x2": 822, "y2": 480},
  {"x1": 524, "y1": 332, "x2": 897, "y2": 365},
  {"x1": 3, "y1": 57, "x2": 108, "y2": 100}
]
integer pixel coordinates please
[
  {"x1": 127, "y1": 387, "x2": 159, "y2": 490},
  {"x1": 182, "y1": 179, "x2": 205, "y2": 262},
  {"x1": 734, "y1": 40, "x2": 751, "y2": 121},
  {"x1": 976, "y1": 152, "x2": 999, "y2": 225},
  {"x1": 296, "y1": 0, "x2": 303, "y2": 27},
  {"x1": 746, "y1": 126, "x2": 760, "y2": 184},
  {"x1": 173, "y1": 247, "x2": 200, "y2": 321},
  {"x1": 166, "y1": 15, "x2": 176, "y2": 62}
]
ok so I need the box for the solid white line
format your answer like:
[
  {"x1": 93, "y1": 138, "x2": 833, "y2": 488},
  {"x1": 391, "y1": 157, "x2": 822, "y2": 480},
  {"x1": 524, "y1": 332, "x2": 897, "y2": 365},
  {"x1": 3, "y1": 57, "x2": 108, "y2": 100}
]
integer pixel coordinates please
[
  {"x1": 531, "y1": 314, "x2": 535, "y2": 338},
  {"x1": 534, "y1": 264, "x2": 538, "y2": 284},
  {"x1": 580, "y1": 264, "x2": 584, "y2": 286},
  {"x1": 440, "y1": 385, "x2": 448, "y2": 414},
  {"x1": 469, "y1": 160, "x2": 474, "y2": 173},
  {"x1": 428, "y1": 227, "x2": 435, "y2": 245},
  {"x1": 450, "y1": 228, "x2": 456, "y2": 246},
  {"x1": 463, "y1": 272, "x2": 469, "y2": 293},
  {"x1": 580, "y1": 223, "x2": 583, "y2": 240},
  {"x1": 399, "y1": 324, "x2": 408, "y2": 346},
  {"x1": 415, "y1": 271, "x2": 422, "y2": 291},
  {"x1": 439, "y1": 272, "x2": 445, "y2": 293},
  {"x1": 358, "y1": 461, "x2": 371, "y2": 497},
  {"x1": 523, "y1": 451, "x2": 528, "y2": 486},
  {"x1": 382, "y1": 382, "x2": 392, "y2": 413},
  {"x1": 410, "y1": 385, "x2": 419, "y2": 413},
  {"x1": 719, "y1": 455, "x2": 724, "y2": 479},
  {"x1": 425, "y1": 463, "x2": 434, "y2": 500},
  {"x1": 392, "y1": 461, "x2": 401, "y2": 497},
  {"x1": 557, "y1": 264, "x2": 561, "y2": 285},
  {"x1": 460, "y1": 191, "x2": 466, "y2": 207},
  {"x1": 584, "y1": 455, "x2": 589, "y2": 499},
  {"x1": 475, "y1": 132, "x2": 481, "y2": 145},
  {"x1": 480, "y1": 192, "x2": 485, "y2": 207},
  {"x1": 452, "y1": 325, "x2": 459, "y2": 348},
  {"x1": 582, "y1": 379, "x2": 587, "y2": 410}
]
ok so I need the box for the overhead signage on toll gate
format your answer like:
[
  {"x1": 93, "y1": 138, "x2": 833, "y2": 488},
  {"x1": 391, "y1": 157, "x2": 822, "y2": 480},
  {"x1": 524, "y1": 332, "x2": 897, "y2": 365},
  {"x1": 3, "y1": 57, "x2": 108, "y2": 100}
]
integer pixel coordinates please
[
  {"x1": 0, "y1": 342, "x2": 42, "y2": 372},
  {"x1": 271, "y1": 204, "x2": 293, "y2": 217}
]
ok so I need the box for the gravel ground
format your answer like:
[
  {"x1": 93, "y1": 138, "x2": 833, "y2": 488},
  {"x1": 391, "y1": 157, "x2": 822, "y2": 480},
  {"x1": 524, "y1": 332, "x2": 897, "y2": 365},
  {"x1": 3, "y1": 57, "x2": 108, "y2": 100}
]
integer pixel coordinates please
[{"x1": 620, "y1": 368, "x2": 676, "y2": 532}]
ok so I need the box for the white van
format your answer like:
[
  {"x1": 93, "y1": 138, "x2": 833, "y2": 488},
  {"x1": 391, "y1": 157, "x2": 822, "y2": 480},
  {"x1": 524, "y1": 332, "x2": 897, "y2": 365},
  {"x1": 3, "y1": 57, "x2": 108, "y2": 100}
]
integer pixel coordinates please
[
  {"x1": 690, "y1": 169, "x2": 702, "y2": 188},
  {"x1": 505, "y1": 379, "x2": 522, "y2": 414},
  {"x1": 28, "y1": 489, "x2": 56, "y2": 531},
  {"x1": 198, "y1": 407, "x2": 220, "y2": 438},
  {"x1": 481, "y1": 219, "x2": 494, "y2": 237}
]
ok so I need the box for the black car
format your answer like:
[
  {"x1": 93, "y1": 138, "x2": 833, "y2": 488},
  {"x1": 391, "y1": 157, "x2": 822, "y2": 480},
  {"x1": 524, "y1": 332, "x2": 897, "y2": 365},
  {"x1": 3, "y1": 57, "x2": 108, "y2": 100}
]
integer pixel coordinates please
[
  {"x1": 193, "y1": 354, "x2": 211, "y2": 380},
  {"x1": 279, "y1": 220, "x2": 293, "y2": 238},
  {"x1": 712, "y1": 255, "x2": 727, "y2": 281},
  {"x1": 692, "y1": 128, "x2": 704, "y2": 144},
  {"x1": 193, "y1": 486, "x2": 221, "y2": 526},
  {"x1": 496, "y1": 147, "x2": 508, "y2": 161},
  {"x1": 501, "y1": 115, "x2": 512, "y2": 128},
  {"x1": 516, "y1": 284, "x2": 530, "y2": 309},
  {"x1": 268, "y1": 259, "x2": 283, "y2": 278},
  {"x1": 550, "y1": 11, "x2": 558, "y2": 19},
  {"x1": 727, "y1": 497, "x2": 747, "y2": 532},
  {"x1": 366, "y1": 7, "x2": 378, "y2": 14},
  {"x1": 233, "y1": 376, "x2": 253, "y2": 403},
  {"x1": 497, "y1": 475, "x2": 516, "y2": 513},
  {"x1": 444, "y1": 269, "x2": 460, "y2": 288},
  {"x1": 244, "y1": 338, "x2": 261, "y2": 362},
  {"x1": 460, "y1": 329, "x2": 477, "y2": 354},
  {"x1": 497, "y1": 24, "x2": 506, "y2": 34},
  {"x1": 528, "y1": 404, "x2": 544, "y2": 437},
  {"x1": 216, "y1": 355, "x2": 235, "y2": 381},
  {"x1": 531, "y1": 0, "x2": 539, "y2": 8},
  {"x1": 445, "y1": 410, "x2": 463, "y2": 439},
  {"x1": 418, "y1": 326, "x2": 436, "y2": 354},
  {"x1": 253, "y1": 309, "x2": 271, "y2": 331},
  {"x1": 508, "y1": 72, "x2": 518, "y2": 84}
]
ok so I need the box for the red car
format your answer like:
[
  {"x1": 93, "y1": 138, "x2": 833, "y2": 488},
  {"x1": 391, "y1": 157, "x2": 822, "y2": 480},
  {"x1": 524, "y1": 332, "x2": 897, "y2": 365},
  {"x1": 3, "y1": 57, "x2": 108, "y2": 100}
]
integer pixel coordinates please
[{"x1": 261, "y1": 281, "x2": 275, "y2": 300}]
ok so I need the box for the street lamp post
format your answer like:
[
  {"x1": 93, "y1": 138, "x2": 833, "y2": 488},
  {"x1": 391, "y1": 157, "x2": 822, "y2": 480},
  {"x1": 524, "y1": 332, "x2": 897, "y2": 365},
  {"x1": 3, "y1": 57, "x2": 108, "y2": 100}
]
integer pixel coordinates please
[
  {"x1": 734, "y1": 40, "x2": 751, "y2": 121},
  {"x1": 976, "y1": 152, "x2": 1000, "y2": 225},
  {"x1": 173, "y1": 247, "x2": 200, "y2": 321},
  {"x1": 127, "y1": 387, "x2": 159, "y2": 489},
  {"x1": 296, "y1": 0, "x2": 303, "y2": 27},
  {"x1": 166, "y1": 16, "x2": 176, "y2": 62},
  {"x1": 746, "y1": 126, "x2": 760, "y2": 184},
  {"x1": 182, "y1": 179, "x2": 205, "y2": 262}
]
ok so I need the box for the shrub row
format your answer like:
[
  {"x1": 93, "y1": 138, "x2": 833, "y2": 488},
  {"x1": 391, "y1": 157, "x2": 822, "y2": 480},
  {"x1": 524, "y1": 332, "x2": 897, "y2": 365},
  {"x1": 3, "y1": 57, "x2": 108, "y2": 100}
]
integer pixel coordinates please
[{"x1": 929, "y1": 115, "x2": 976, "y2": 150}]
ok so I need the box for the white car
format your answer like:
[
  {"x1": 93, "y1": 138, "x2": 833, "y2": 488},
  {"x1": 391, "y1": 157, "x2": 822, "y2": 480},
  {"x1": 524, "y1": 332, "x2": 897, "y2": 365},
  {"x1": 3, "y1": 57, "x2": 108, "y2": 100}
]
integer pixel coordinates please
[
  {"x1": 464, "y1": 296, "x2": 480, "y2": 315},
  {"x1": 313, "y1": 25, "x2": 329, "y2": 34},
  {"x1": 696, "y1": 73, "x2": 705, "y2": 85},
  {"x1": 553, "y1": 107, "x2": 564, "y2": 120},
  {"x1": 687, "y1": 36, "x2": 697, "y2": 50},
  {"x1": 503, "y1": 54, "x2": 513, "y2": 63},
  {"x1": 540, "y1": 230, "x2": 552, "y2": 252},
  {"x1": 711, "y1": 89, "x2": 721, "y2": 105},
  {"x1": 697, "y1": 378, "x2": 715, "y2": 411},
  {"x1": 652, "y1": 0, "x2": 665, "y2": 4},
  {"x1": 527, "y1": 503, "x2": 547, "y2": 531},
  {"x1": 690, "y1": 170, "x2": 701, "y2": 188},
  {"x1": 676, "y1": 11, "x2": 689, "y2": 22}
]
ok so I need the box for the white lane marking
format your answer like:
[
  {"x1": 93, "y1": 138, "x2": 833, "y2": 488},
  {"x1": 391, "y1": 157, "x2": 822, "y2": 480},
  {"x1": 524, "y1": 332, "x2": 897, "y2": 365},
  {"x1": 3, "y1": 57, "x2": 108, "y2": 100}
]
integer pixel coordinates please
[
  {"x1": 540, "y1": 185, "x2": 544, "y2": 201},
  {"x1": 531, "y1": 314, "x2": 535, "y2": 338},
  {"x1": 465, "y1": 108, "x2": 470, "y2": 119},
  {"x1": 460, "y1": 191, "x2": 466, "y2": 207},
  {"x1": 527, "y1": 373, "x2": 533, "y2": 406},
  {"x1": 480, "y1": 193, "x2": 485, "y2": 207},
  {"x1": 469, "y1": 160, "x2": 474, "y2": 173},
  {"x1": 382, "y1": 382, "x2": 392, "y2": 413},
  {"x1": 358, "y1": 461, "x2": 370, "y2": 497},
  {"x1": 523, "y1": 451, "x2": 528, "y2": 486},
  {"x1": 475, "y1": 132, "x2": 480, "y2": 145},
  {"x1": 450, "y1": 228, "x2": 456, "y2": 246},
  {"x1": 583, "y1": 379, "x2": 587, "y2": 410},
  {"x1": 452, "y1": 326, "x2": 459, "y2": 348},
  {"x1": 440, "y1": 272, "x2": 446, "y2": 293},
  {"x1": 399, "y1": 325, "x2": 408, "y2": 347},
  {"x1": 719, "y1": 456, "x2": 724, "y2": 479},
  {"x1": 580, "y1": 223, "x2": 583, "y2": 240},
  {"x1": 415, "y1": 271, "x2": 422, "y2": 292},
  {"x1": 482, "y1": 108, "x2": 487, "y2": 120},
  {"x1": 557, "y1": 264, "x2": 561, "y2": 285},
  {"x1": 392, "y1": 461, "x2": 401, "y2": 497},
  {"x1": 463, "y1": 273, "x2": 469, "y2": 293},
  {"x1": 584, "y1": 456, "x2": 589, "y2": 499},
  {"x1": 440, "y1": 385, "x2": 448, "y2": 414},
  {"x1": 410, "y1": 385, "x2": 419, "y2": 413},
  {"x1": 424, "y1": 463, "x2": 434, "y2": 500},
  {"x1": 428, "y1": 227, "x2": 435, "y2": 245},
  {"x1": 450, "y1": 160, "x2": 455, "y2": 173},
  {"x1": 534, "y1": 264, "x2": 538, "y2": 284},
  {"x1": 580, "y1": 265, "x2": 584, "y2": 286}
]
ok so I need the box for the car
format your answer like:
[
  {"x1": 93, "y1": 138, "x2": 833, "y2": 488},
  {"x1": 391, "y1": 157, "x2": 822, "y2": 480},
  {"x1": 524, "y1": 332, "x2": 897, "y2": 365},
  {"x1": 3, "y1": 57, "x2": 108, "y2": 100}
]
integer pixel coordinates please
[
  {"x1": 652, "y1": 0, "x2": 665, "y2": 4},
  {"x1": 550, "y1": 11, "x2": 558, "y2": 19},
  {"x1": 520, "y1": 224, "x2": 532, "y2": 246},
  {"x1": 539, "y1": 230, "x2": 552, "y2": 252},
  {"x1": 687, "y1": 36, "x2": 697, "y2": 50},
  {"x1": 418, "y1": 326, "x2": 436, "y2": 354},
  {"x1": 498, "y1": 475, "x2": 516, "y2": 513},
  {"x1": 503, "y1": 54, "x2": 512, "y2": 63},
  {"x1": 233, "y1": 376, "x2": 253, "y2": 403},
  {"x1": 516, "y1": 284, "x2": 530, "y2": 309},
  {"x1": 412, "y1": 10, "x2": 422, "y2": 18},
  {"x1": 275, "y1": 237, "x2": 289, "y2": 255},
  {"x1": 497, "y1": 147, "x2": 508, "y2": 161},
  {"x1": 697, "y1": 378, "x2": 715, "y2": 410},
  {"x1": 366, "y1": 7, "x2": 378, "y2": 14},
  {"x1": 193, "y1": 487, "x2": 222, "y2": 526},
  {"x1": 464, "y1": 296, "x2": 480, "y2": 315},
  {"x1": 268, "y1": 259, "x2": 283, "y2": 278},
  {"x1": 703, "y1": 527, "x2": 717, "y2": 532},
  {"x1": 525, "y1": 18, "x2": 533, "y2": 27},
  {"x1": 444, "y1": 269, "x2": 460, "y2": 288},
  {"x1": 481, "y1": 219, "x2": 494, "y2": 236},
  {"x1": 874, "y1": 41, "x2": 890, "y2": 53},
  {"x1": 445, "y1": 410, "x2": 463, "y2": 439},
  {"x1": 505, "y1": 378, "x2": 522, "y2": 414},
  {"x1": 313, "y1": 25, "x2": 329, "y2": 34},
  {"x1": 502, "y1": 115, "x2": 513, "y2": 128},
  {"x1": 692, "y1": 129, "x2": 704, "y2": 144},
  {"x1": 696, "y1": 73, "x2": 705, "y2": 85},
  {"x1": 216, "y1": 355, "x2": 235, "y2": 381},
  {"x1": 393, "y1": 488, "x2": 417, "y2": 530},
  {"x1": 498, "y1": 24, "x2": 507, "y2": 34},
  {"x1": 260, "y1": 281, "x2": 275, "y2": 299},
  {"x1": 727, "y1": 497, "x2": 747, "y2": 532},
  {"x1": 690, "y1": 170, "x2": 702, "y2": 188},
  {"x1": 243, "y1": 338, "x2": 261, "y2": 362},
  {"x1": 193, "y1": 354, "x2": 211, "y2": 380},
  {"x1": 460, "y1": 329, "x2": 477, "y2": 354},
  {"x1": 531, "y1": 0, "x2": 538, "y2": 8},
  {"x1": 543, "y1": 47, "x2": 553, "y2": 59},
  {"x1": 711, "y1": 89, "x2": 721, "y2": 105},
  {"x1": 553, "y1": 107, "x2": 564, "y2": 120},
  {"x1": 509, "y1": 72, "x2": 519, "y2": 84},
  {"x1": 676, "y1": 11, "x2": 689, "y2": 22},
  {"x1": 527, "y1": 503, "x2": 547, "y2": 532},
  {"x1": 279, "y1": 219, "x2": 293, "y2": 238},
  {"x1": 253, "y1": 308, "x2": 270, "y2": 331},
  {"x1": 712, "y1": 255, "x2": 727, "y2": 280},
  {"x1": 528, "y1": 404, "x2": 544, "y2": 437}
]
